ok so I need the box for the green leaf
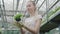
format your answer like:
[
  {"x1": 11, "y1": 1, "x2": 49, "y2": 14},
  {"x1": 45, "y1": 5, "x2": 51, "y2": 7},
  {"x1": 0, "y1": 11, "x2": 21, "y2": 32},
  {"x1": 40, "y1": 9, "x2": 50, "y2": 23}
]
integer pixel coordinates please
[{"x1": 14, "y1": 13, "x2": 23, "y2": 21}]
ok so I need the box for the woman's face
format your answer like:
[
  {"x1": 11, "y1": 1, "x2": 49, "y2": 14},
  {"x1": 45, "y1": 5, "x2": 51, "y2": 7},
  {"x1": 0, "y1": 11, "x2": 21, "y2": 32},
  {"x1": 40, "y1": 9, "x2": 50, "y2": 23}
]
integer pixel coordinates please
[{"x1": 26, "y1": 2, "x2": 35, "y2": 13}]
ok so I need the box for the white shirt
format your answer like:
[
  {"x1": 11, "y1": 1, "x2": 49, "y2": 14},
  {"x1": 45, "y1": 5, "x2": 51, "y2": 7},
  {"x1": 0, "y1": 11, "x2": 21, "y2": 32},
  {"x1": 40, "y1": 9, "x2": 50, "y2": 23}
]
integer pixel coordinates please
[{"x1": 23, "y1": 15, "x2": 42, "y2": 34}]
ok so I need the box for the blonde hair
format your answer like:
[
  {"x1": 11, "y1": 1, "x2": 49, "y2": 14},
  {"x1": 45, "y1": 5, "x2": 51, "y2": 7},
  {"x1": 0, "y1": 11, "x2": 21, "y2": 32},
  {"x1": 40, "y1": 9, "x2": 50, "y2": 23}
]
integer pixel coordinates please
[{"x1": 29, "y1": 1, "x2": 36, "y2": 6}]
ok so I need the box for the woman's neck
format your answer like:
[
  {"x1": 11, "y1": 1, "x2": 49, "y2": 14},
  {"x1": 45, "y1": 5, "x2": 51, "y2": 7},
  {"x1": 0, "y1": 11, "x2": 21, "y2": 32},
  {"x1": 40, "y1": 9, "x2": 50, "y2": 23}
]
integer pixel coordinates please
[
  {"x1": 30, "y1": 13, "x2": 35, "y2": 17},
  {"x1": 30, "y1": 11, "x2": 36, "y2": 17}
]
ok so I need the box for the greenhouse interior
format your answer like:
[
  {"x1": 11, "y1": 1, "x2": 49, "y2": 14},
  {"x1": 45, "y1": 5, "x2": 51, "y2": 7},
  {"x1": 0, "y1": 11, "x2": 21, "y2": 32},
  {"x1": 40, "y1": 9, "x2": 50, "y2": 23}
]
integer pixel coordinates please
[{"x1": 0, "y1": 0, "x2": 60, "y2": 34}]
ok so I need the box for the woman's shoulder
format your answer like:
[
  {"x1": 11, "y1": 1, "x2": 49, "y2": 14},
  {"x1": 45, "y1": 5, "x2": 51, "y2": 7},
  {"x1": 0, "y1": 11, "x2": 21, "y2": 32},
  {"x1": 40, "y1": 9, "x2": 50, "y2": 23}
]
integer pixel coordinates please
[
  {"x1": 35, "y1": 15, "x2": 42, "y2": 19},
  {"x1": 25, "y1": 15, "x2": 42, "y2": 21},
  {"x1": 37, "y1": 15, "x2": 42, "y2": 18}
]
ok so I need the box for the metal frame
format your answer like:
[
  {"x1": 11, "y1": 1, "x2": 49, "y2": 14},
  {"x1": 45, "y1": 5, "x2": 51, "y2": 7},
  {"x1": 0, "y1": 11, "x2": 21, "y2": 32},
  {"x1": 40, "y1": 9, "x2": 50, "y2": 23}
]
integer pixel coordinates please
[
  {"x1": 38, "y1": 0, "x2": 45, "y2": 11},
  {"x1": 42, "y1": 0, "x2": 59, "y2": 16},
  {"x1": 46, "y1": 0, "x2": 49, "y2": 22},
  {"x1": 20, "y1": 0, "x2": 25, "y2": 11},
  {"x1": 16, "y1": 0, "x2": 20, "y2": 10},
  {"x1": 36, "y1": 0, "x2": 39, "y2": 4},
  {"x1": 48, "y1": 0, "x2": 59, "y2": 12},
  {"x1": 1, "y1": 0, "x2": 8, "y2": 29},
  {"x1": 2, "y1": 0, "x2": 7, "y2": 22}
]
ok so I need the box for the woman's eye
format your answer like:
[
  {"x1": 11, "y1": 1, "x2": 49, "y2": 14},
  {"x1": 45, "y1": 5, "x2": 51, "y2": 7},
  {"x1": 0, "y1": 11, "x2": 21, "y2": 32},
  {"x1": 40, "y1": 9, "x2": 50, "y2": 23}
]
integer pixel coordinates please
[{"x1": 27, "y1": 5, "x2": 31, "y2": 7}]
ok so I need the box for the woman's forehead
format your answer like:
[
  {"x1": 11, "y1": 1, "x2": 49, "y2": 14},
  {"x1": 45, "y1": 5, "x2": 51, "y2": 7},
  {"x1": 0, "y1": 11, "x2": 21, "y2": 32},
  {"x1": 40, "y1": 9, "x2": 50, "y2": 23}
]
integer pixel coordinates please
[{"x1": 27, "y1": 2, "x2": 33, "y2": 5}]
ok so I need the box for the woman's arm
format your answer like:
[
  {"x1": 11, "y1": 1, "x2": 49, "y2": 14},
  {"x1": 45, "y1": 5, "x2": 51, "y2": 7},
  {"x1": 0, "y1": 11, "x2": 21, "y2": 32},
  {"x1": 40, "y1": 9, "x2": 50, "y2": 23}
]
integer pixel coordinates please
[
  {"x1": 20, "y1": 28, "x2": 25, "y2": 34},
  {"x1": 22, "y1": 19, "x2": 42, "y2": 34},
  {"x1": 14, "y1": 19, "x2": 41, "y2": 34},
  {"x1": 14, "y1": 22, "x2": 25, "y2": 34}
]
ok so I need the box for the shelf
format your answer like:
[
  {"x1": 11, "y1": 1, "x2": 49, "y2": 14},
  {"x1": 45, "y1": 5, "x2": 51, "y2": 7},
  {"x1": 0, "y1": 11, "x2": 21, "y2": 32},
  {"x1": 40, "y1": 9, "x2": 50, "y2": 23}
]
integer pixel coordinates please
[
  {"x1": 40, "y1": 1, "x2": 60, "y2": 31},
  {"x1": 40, "y1": 9, "x2": 60, "y2": 32}
]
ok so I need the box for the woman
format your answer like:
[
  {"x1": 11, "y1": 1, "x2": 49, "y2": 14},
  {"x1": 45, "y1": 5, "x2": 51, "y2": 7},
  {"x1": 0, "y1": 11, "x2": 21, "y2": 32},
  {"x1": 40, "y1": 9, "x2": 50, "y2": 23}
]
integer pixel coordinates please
[{"x1": 15, "y1": 1, "x2": 42, "y2": 34}]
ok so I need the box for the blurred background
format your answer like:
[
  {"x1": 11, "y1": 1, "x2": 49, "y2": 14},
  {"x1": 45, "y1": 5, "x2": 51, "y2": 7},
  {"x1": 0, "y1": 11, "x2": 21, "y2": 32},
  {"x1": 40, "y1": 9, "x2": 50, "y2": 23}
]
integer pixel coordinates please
[{"x1": 0, "y1": 0, "x2": 60, "y2": 34}]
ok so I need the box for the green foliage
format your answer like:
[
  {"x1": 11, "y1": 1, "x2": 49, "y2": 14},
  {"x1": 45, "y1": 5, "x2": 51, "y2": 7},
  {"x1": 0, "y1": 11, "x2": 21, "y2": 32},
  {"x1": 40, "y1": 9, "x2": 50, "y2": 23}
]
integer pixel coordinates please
[
  {"x1": 42, "y1": 7, "x2": 60, "y2": 23},
  {"x1": 48, "y1": 7, "x2": 60, "y2": 17},
  {"x1": 14, "y1": 13, "x2": 23, "y2": 21}
]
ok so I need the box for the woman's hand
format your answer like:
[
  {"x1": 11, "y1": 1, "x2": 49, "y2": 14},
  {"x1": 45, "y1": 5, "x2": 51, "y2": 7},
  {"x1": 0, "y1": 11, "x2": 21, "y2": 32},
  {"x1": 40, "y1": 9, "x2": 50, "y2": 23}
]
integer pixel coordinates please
[{"x1": 14, "y1": 21, "x2": 23, "y2": 28}]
